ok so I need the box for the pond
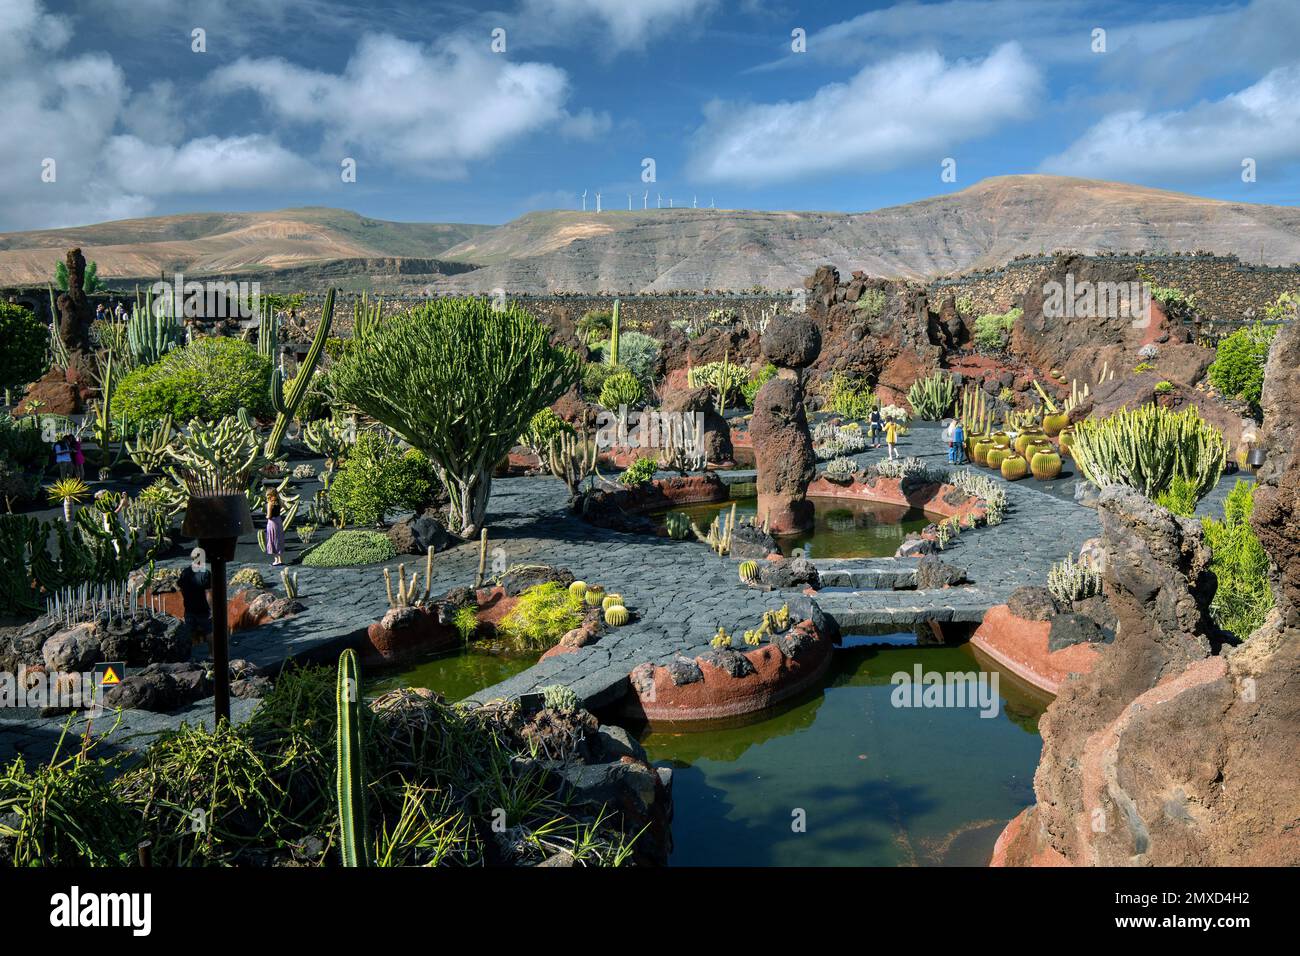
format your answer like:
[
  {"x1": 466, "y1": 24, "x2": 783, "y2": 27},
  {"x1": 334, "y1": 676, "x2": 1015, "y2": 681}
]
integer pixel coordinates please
[
  {"x1": 637, "y1": 637, "x2": 1047, "y2": 866},
  {"x1": 656, "y1": 494, "x2": 934, "y2": 559},
  {"x1": 363, "y1": 646, "x2": 538, "y2": 702}
]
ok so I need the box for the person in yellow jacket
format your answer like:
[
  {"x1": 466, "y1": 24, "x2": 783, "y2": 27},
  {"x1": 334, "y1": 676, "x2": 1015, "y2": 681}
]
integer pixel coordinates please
[{"x1": 885, "y1": 419, "x2": 899, "y2": 460}]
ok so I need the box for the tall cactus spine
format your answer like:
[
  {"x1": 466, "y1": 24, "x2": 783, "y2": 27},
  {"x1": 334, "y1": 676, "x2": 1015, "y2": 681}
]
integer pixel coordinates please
[
  {"x1": 336, "y1": 648, "x2": 369, "y2": 867},
  {"x1": 265, "y1": 288, "x2": 335, "y2": 459}
]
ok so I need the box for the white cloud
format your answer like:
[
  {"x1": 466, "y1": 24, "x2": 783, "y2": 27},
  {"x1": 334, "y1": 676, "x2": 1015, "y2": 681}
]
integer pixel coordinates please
[
  {"x1": 518, "y1": 0, "x2": 719, "y2": 52},
  {"x1": 0, "y1": 0, "x2": 321, "y2": 230},
  {"x1": 104, "y1": 134, "x2": 327, "y2": 194},
  {"x1": 1041, "y1": 65, "x2": 1300, "y2": 180},
  {"x1": 690, "y1": 43, "x2": 1042, "y2": 184},
  {"x1": 209, "y1": 33, "x2": 580, "y2": 177}
]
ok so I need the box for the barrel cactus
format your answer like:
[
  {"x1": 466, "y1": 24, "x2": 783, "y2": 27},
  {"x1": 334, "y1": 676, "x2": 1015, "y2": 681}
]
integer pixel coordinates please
[
  {"x1": 604, "y1": 604, "x2": 630, "y2": 626},
  {"x1": 1057, "y1": 427, "x2": 1075, "y2": 457},
  {"x1": 569, "y1": 580, "x2": 587, "y2": 600},
  {"x1": 584, "y1": 584, "x2": 605, "y2": 607},
  {"x1": 991, "y1": 431, "x2": 1011, "y2": 449},
  {"x1": 1031, "y1": 450, "x2": 1063, "y2": 480},
  {"x1": 1026, "y1": 439, "x2": 1055, "y2": 460},
  {"x1": 1001, "y1": 454, "x2": 1029, "y2": 480},
  {"x1": 738, "y1": 560, "x2": 759, "y2": 584},
  {"x1": 987, "y1": 446, "x2": 1011, "y2": 470},
  {"x1": 1042, "y1": 411, "x2": 1069, "y2": 436},
  {"x1": 665, "y1": 511, "x2": 691, "y2": 540},
  {"x1": 1013, "y1": 431, "x2": 1047, "y2": 456},
  {"x1": 973, "y1": 438, "x2": 995, "y2": 466},
  {"x1": 601, "y1": 593, "x2": 623, "y2": 610}
]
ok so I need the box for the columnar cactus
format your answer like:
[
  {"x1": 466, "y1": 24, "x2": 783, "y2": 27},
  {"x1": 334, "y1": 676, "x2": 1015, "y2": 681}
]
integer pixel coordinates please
[
  {"x1": 265, "y1": 288, "x2": 335, "y2": 459},
  {"x1": 336, "y1": 648, "x2": 369, "y2": 867},
  {"x1": 127, "y1": 286, "x2": 182, "y2": 367}
]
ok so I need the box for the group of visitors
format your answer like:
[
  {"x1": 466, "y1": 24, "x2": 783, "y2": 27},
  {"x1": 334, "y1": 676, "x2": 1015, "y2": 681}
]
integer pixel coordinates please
[
  {"x1": 868, "y1": 408, "x2": 901, "y2": 460},
  {"x1": 51, "y1": 433, "x2": 84, "y2": 478}
]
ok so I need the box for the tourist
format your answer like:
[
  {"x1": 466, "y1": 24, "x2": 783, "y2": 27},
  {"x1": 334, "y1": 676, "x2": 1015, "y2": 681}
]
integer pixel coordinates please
[
  {"x1": 943, "y1": 419, "x2": 956, "y2": 463},
  {"x1": 53, "y1": 434, "x2": 72, "y2": 477},
  {"x1": 70, "y1": 433, "x2": 85, "y2": 479},
  {"x1": 265, "y1": 488, "x2": 285, "y2": 566},
  {"x1": 885, "y1": 418, "x2": 899, "y2": 460},
  {"x1": 113, "y1": 300, "x2": 127, "y2": 321},
  {"x1": 869, "y1": 407, "x2": 884, "y2": 448},
  {"x1": 94, "y1": 303, "x2": 107, "y2": 323},
  {"x1": 178, "y1": 563, "x2": 212, "y2": 648},
  {"x1": 953, "y1": 419, "x2": 966, "y2": 464}
]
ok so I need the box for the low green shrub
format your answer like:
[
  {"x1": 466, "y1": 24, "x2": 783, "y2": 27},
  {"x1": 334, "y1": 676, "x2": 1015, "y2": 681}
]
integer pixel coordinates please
[
  {"x1": 301, "y1": 529, "x2": 396, "y2": 567},
  {"x1": 1155, "y1": 475, "x2": 1199, "y2": 516},
  {"x1": 741, "y1": 363, "x2": 777, "y2": 407},
  {"x1": 112, "y1": 337, "x2": 273, "y2": 424},
  {"x1": 823, "y1": 372, "x2": 875, "y2": 421},
  {"x1": 973, "y1": 307, "x2": 1021, "y2": 351},
  {"x1": 328, "y1": 431, "x2": 435, "y2": 526},
  {"x1": 0, "y1": 302, "x2": 48, "y2": 394},
  {"x1": 1202, "y1": 480, "x2": 1275, "y2": 639},
  {"x1": 497, "y1": 581, "x2": 584, "y2": 651},
  {"x1": 582, "y1": 362, "x2": 614, "y2": 399},
  {"x1": 1208, "y1": 322, "x2": 1277, "y2": 413},
  {"x1": 618, "y1": 456, "x2": 657, "y2": 486}
]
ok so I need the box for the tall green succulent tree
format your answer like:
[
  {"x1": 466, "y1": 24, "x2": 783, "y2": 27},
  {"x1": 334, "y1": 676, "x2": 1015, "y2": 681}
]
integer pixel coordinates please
[
  {"x1": 331, "y1": 298, "x2": 579, "y2": 536},
  {"x1": 265, "y1": 288, "x2": 334, "y2": 459}
]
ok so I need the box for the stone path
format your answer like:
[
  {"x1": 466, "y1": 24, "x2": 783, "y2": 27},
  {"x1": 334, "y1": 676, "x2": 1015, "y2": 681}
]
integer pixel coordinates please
[{"x1": 3, "y1": 419, "x2": 1245, "y2": 763}]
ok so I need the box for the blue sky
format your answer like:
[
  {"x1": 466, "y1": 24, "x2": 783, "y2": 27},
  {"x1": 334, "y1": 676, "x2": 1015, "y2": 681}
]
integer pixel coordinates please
[{"x1": 3, "y1": 0, "x2": 1298, "y2": 230}]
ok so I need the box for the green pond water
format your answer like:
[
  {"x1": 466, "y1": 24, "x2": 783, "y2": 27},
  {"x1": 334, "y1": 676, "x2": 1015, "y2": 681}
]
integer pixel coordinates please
[
  {"x1": 364, "y1": 646, "x2": 537, "y2": 702},
  {"x1": 657, "y1": 495, "x2": 933, "y2": 559},
  {"x1": 638, "y1": 640, "x2": 1047, "y2": 866}
]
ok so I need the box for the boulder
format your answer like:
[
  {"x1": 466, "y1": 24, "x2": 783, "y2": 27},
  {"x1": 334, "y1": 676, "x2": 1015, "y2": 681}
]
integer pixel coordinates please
[
  {"x1": 914, "y1": 554, "x2": 969, "y2": 589},
  {"x1": 1006, "y1": 586, "x2": 1061, "y2": 622},
  {"x1": 755, "y1": 555, "x2": 821, "y2": 590},
  {"x1": 730, "y1": 523, "x2": 778, "y2": 560},
  {"x1": 498, "y1": 564, "x2": 575, "y2": 597},
  {"x1": 761, "y1": 313, "x2": 821, "y2": 370},
  {"x1": 1046, "y1": 612, "x2": 1105, "y2": 652},
  {"x1": 387, "y1": 515, "x2": 449, "y2": 555},
  {"x1": 41, "y1": 623, "x2": 102, "y2": 672},
  {"x1": 666, "y1": 657, "x2": 703, "y2": 686},
  {"x1": 660, "y1": 385, "x2": 732, "y2": 463},
  {"x1": 697, "y1": 647, "x2": 756, "y2": 678}
]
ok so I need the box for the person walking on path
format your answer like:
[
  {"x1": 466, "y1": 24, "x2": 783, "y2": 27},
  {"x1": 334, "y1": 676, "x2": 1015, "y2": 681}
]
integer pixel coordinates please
[
  {"x1": 953, "y1": 419, "x2": 966, "y2": 465},
  {"x1": 264, "y1": 488, "x2": 285, "y2": 566},
  {"x1": 885, "y1": 419, "x2": 900, "y2": 460},
  {"x1": 869, "y1": 408, "x2": 884, "y2": 449},
  {"x1": 943, "y1": 419, "x2": 956, "y2": 464}
]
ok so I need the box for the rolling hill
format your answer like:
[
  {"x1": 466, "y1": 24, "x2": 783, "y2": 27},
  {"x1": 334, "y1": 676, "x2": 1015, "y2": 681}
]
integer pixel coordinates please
[
  {"x1": 0, "y1": 207, "x2": 491, "y2": 286},
  {"x1": 2, "y1": 176, "x2": 1298, "y2": 291}
]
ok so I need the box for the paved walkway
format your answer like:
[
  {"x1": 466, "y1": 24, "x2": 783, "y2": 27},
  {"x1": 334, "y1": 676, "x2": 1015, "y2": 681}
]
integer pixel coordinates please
[{"x1": 4, "y1": 419, "x2": 1245, "y2": 763}]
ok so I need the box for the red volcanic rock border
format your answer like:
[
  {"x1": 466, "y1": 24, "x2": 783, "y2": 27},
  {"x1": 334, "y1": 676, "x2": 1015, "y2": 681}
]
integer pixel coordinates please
[
  {"x1": 807, "y1": 473, "x2": 986, "y2": 525},
  {"x1": 592, "y1": 472, "x2": 731, "y2": 515},
  {"x1": 970, "y1": 605, "x2": 1099, "y2": 696},
  {"x1": 626, "y1": 619, "x2": 832, "y2": 724},
  {"x1": 989, "y1": 808, "x2": 1071, "y2": 867}
]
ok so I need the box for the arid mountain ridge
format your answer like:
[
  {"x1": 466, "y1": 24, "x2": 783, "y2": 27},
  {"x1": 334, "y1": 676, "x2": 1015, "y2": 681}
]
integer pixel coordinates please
[{"x1": 1, "y1": 176, "x2": 1298, "y2": 292}]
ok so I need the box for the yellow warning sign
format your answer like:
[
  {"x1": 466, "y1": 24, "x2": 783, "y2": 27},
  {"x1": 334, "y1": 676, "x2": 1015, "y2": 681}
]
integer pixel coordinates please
[{"x1": 101, "y1": 667, "x2": 121, "y2": 685}]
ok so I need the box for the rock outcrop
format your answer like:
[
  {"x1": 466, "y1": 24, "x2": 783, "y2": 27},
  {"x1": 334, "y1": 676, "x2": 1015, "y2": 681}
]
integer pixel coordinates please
[
  {"x1": 751, "y1": 312, "x2": 820, "y2": 533},
  {"x1": 997, "y1": 319, "x2": 1300, "y2": 867}
]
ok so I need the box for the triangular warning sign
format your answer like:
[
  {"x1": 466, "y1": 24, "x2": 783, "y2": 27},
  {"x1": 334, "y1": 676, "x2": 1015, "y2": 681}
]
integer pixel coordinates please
[{"x1": 101, "y1": 667, "x2": 121, "y2": 685}]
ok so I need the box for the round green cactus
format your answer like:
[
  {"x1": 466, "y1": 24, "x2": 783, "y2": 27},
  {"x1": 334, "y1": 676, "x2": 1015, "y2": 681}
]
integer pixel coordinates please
[
  {"x1": 601, "y1": 593, "x2": 623, "y2": 611},
  {"x1": 604, "y1": 604, "x2": 630, "y2": 626},
  {"x1": 738, "y1": 560, "x2": 759, "y2": 584}
]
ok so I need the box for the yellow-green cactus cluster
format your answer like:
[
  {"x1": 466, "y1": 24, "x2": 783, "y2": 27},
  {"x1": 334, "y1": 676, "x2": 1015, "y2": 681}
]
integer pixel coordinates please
[{"x1": 710, "y1": 627, "x2": 733, "y2": 649}]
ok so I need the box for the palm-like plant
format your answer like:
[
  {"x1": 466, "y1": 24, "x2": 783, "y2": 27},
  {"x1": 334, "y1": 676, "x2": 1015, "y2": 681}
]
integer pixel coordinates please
[{"x1": 46, "y1": 476, "x2": 90, "y2": 523}]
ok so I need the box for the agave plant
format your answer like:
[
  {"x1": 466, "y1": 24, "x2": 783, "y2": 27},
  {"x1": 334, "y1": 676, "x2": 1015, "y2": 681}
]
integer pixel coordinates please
[{"x1": 46, "y1": 477, "x2": 90, "y2": 523}]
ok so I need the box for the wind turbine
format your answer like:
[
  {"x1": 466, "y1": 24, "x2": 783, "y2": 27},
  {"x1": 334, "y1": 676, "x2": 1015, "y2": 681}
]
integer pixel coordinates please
[
  {"x1": 581, "y1": 189, "x2": 587, "y2": 211},
  {"x1": 656, "y1": 193, "x2": 662, "y2": 209},
  {"x1": 628, "y1": 193, "x2": 632, "y2": 211},
  {"x1": 669, "y1": 198, "x2": 674, "y2": 208},
  {"x1": 710, "y1": 197, "x2": 715, "y2": 209},
  {"x1": 595, "y1": 191, "x2": 602, "y2": 212},
  {"x1": 643, "y1": 191, "x2": 648, "y2": 209},
  {"x1": 692, "y1": 195, "x2": 697, "y2": 208}
]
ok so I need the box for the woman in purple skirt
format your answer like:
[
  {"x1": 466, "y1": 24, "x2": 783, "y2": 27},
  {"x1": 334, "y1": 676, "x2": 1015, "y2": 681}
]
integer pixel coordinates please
[{"x1": 265, "y1": 488, "x2": 285, "y2": 566}]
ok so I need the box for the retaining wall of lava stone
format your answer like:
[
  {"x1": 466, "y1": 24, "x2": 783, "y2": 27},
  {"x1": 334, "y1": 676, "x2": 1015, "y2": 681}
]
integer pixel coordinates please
[{"x1": 806, "y1": 474, "x2": 986, "y2": 525}]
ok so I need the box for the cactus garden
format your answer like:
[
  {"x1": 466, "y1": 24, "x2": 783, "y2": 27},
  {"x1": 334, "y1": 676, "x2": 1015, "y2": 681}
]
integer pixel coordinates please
[{"x1": 0, "y1": 1, "x2": 1296, "y2": 907}]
